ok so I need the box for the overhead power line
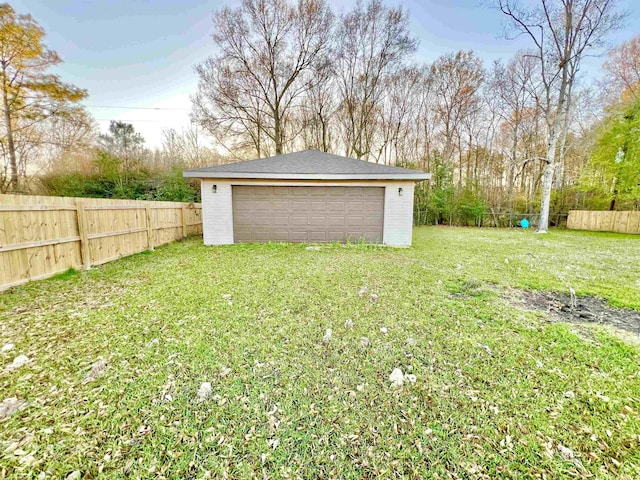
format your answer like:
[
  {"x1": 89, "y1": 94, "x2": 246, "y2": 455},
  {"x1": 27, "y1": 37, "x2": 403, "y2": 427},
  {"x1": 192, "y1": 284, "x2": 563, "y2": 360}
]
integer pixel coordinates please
[
  {"x1": 85, "y1": 104, "x2": 190, "y2": 111},
  {"x1": 95, "y1": 118, "x2": 169, "y2": 123}
]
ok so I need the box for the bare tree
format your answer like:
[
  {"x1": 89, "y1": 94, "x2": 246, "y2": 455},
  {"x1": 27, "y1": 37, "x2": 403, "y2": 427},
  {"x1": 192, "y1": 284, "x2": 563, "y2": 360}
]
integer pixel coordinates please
[
  {"x1": 298, "y1": 62, "x2": 336, "y2": 152},
  {"x1": 489, "y1": 53, "x2": 540, "y2": 206},
  {"x1": 193, "y1": 0, "x2": 333, "y2": 157},
  {"x1": 160, "y1": 127, "x2": 222, "y2": 169},
  {"x1": 498, "y1": 0, "x2": 625, "y2": 232},
  {"x1": 334, "y1": 0, "x2": 417, "y2": 160},
  {"x1": 602, "y1": 34, "x2": 640, "y2": 102},
  {"x1": 376, "y1": 66, "x2": 426, "y2": 165},
  {"x1": 430, "y1": 51, "x2": 485, "y2": 170}
]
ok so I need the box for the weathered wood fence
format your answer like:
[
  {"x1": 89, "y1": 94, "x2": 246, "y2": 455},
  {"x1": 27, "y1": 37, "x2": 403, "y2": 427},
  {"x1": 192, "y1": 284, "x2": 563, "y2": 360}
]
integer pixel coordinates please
[
  {"x1": 0, "y1": 194, "x2": 202, "y2": 291},
  {"x1": 567, "y1": 210, "x2": 640, "y2": 234}
]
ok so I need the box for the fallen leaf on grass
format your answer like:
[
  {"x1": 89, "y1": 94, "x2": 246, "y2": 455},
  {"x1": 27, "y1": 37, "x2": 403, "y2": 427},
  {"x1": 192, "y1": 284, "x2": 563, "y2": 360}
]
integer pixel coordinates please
[
  {"x1": 322, "y1": 329, "x2": 332, "y2": 344},
  {"x1": 389, "y1": 368, "x2": 404, "y2": 388},
  {"x1": 478, "y1": 344, "x2": 492, "y2": 355},
  {"x1": 267, "y1": 438, "x2": 279, "y2": 450},
  {"x1": 7, "y1": 354, "x2": 30, "y2": 371},
  {"x1": 0, "y1": 397, "x2": 29, "y2": 420},
  {"x1": 196, "y1": 382, "x2": 213, "y2": 401},
  {"x1": 557, "y1": 444, "x2": 575, "y2": 459},
  {"x1": 82, "y1": 358, "x2": 108, "y2": 384}
]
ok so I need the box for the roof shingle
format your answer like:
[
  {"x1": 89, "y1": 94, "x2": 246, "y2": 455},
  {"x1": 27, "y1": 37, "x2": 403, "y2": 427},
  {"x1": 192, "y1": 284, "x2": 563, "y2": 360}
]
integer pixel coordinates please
[{"x1": 183, "y1": 150, "x2": 430, "y2": 180}]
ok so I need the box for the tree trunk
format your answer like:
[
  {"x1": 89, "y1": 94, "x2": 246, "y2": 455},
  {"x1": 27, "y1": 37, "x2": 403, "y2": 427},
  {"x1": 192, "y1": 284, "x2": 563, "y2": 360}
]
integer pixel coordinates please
[
  {"x1": 537, "y1": 64, "x2": 569, "y2": 233},
  {"x1": 536, "y1": 128, "x2": 559, "y2": 233},
  {"x1": 2, "y1": 77, "x2": 18, "y2": 191},
  {"x1": 609, "y1": 177, "x2": 618, "y2": 211},
  {"x1": 274, "y1": 107, "x2": 283, "y2": 155},
  {"x1": 320, "y1": 113, "x2": 328, "y2": 152},
  {"x1": 274, "y1": 130, "x2": 282, "y2": 154},
  {"x1": 554, "y1": 91, "x2": 573, "y2": 189}
]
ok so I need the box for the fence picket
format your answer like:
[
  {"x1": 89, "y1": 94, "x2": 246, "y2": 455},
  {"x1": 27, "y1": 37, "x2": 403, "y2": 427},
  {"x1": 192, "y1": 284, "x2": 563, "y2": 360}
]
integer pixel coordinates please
[
  {"x1": 567, "y1": 210, "x2": 640, "y2": 234},
  {"x1": 0, "y1": 194, "x2": 202, "y2": 291}
]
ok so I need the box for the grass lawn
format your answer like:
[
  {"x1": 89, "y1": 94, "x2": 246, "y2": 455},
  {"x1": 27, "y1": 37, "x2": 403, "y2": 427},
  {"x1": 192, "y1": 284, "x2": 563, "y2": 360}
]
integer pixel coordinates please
[{"x1": 1, "y1": 227, "x2": 639, "y2": 479}]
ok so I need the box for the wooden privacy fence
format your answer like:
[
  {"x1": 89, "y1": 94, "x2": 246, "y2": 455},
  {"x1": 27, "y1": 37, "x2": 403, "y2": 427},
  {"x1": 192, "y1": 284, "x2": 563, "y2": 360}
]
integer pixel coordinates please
[
  {"x1": 0, "y1": 194, "x2": 202, "y2": 291},
  {"x1": 567, "y1": 210, "x2": 640, "y2": 234}
]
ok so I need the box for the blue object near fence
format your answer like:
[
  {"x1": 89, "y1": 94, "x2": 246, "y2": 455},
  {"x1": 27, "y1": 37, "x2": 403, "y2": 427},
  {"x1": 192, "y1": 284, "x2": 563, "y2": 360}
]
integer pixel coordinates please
[{"x1": 520, "y1": 218, "x2": 529, "y2": 228}]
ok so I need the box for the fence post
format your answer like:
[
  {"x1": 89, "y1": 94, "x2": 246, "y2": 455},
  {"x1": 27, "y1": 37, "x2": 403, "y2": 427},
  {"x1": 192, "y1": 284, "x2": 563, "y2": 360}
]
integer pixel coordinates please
[
  {"x1": 181, "y1": 204, "x2": 188, "y2": 239},
  {"x1": 145, "y1": 205, "x2": 154, "y2": 250},
  {"x1": 75, "y1": 199, "x2": 91, "y2": 270}
]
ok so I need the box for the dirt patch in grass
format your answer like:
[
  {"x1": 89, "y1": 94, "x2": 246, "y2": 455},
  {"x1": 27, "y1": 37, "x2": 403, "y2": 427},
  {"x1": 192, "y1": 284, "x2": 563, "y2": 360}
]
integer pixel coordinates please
[{"x1": 515, "y1": 289, "x2": 640, "y2": 336}]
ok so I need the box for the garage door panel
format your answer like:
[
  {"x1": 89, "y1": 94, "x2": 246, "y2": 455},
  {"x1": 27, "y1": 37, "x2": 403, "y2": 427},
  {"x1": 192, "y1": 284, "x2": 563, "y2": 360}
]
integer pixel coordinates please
[
  {"x1": 291, "y1": 201, "x2": 308, "y2": 212},
  {"x1": 254, "y1": 232, "x2": 275, "y2": 242},
  {"x1": 234, "y1": 228, "x2": 252, "y2": 240},
  {"x1": 365, "y1": 215, "x2": 383, "y2": 226},
  {"x1": 309, "y1": 231, "x2": 327, "y2": 242},
  {"x1": 232, "y1": 186, "x2": 383, "y2": 244},
  {"x1": 254, "y1": 191, "x2": 274, "y2": 199},
  {"x1": 292, "y1": 187, "x2": 311, "y2": 196},
  {"x1": 291, "y1": 216, "x2": 308, "y2": 226},
  {"x1": 309, "y1": 215, "x2": 326, "y2": 226},
  {"x1": 234, "y1": 199, "x2": 253, "y2": 212},
  {"x1": 253, "y1": 216, "x2": 274, "y2": 226},
  {"x1": 234, "y1": 215, "x2": 255, "y2": 226},
  {"x1": 310, "y1": 188, "x2": 327, "y2": 196},
  {"x1": 365, "y1": 233, "x2": 382, "y2": 243},
  {"x1": 365, "y1": 198, "x2": 384, "y2": 208},
  {"x1": 345, "y1": 232, "x2": 366, "y2": 242},
  {"x1": 289, "y1": 231, "x2": 308, "y2": 242},
  {"x1": 327, "y1": 231, "x2": 345, "y2": 241},
  {"x1": 346, "y1": 216, "x2": 364, "y2": 227},
  {"x1": 269, "y1": 230, "x2": 289, "y2": 242},
  {"x1": 254, "y1": 204, "x2": 272, "y2": 212},
  {"x1": 364, "y1": 188, "x2": 382, "y2": 197}
]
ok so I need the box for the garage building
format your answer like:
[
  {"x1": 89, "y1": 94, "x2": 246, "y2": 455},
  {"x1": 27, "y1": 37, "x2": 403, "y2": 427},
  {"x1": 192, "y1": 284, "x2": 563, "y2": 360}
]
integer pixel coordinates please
[{"x1": 183, "y1": 150, "x2": 431, "y2": 247}]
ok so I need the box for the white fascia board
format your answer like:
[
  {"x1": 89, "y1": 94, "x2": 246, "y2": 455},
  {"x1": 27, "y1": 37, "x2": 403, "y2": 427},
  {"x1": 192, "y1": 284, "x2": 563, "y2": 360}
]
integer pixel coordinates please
[{"x1": 183, "y1": 172, "x2": 432, "y2": 181}]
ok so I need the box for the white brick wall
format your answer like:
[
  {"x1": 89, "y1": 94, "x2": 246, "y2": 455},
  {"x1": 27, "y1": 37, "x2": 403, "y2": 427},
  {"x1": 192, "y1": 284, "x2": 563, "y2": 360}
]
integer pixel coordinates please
[
  {"x1": 201, "y1": 180, "x2": 234, "y2": 245},
  {"x1": 383, "y1": 182, "x2": 414, "y2": 247},
  {"x1": 198, "y1": 179, "x2": 416, "y2": 247}
]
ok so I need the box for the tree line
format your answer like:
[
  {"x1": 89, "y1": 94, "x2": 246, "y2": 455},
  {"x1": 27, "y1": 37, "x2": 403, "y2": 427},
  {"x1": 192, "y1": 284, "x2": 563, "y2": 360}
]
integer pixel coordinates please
[{"x1": 1, "y1": 1, "x2": 639, "y2": 229}]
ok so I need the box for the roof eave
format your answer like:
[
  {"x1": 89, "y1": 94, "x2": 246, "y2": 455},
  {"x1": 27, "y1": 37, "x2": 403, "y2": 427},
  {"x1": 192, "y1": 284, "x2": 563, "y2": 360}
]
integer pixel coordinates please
[{"x1": 183, "y1": 171, "x2": 432, "y2": 181}]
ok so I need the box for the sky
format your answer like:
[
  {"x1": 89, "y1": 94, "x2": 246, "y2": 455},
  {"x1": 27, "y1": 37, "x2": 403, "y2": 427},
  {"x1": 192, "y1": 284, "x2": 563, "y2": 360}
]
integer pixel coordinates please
[{"x1": 12, "y1": 0, "x2": 640, "y2": 148}]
